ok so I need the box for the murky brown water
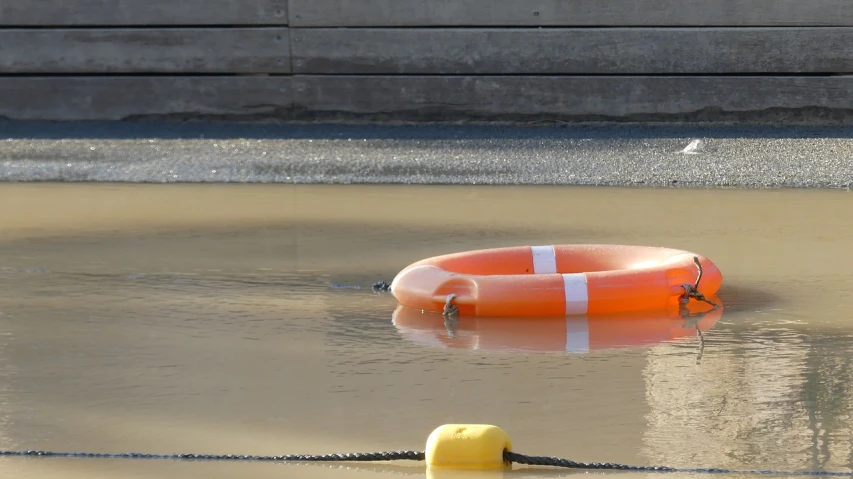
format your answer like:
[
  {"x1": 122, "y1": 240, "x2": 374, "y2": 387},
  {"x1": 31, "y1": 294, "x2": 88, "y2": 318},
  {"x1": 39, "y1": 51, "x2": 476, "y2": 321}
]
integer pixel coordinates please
[{"x1": 1, "y1": 184, "x2": 853, "y2": 479}]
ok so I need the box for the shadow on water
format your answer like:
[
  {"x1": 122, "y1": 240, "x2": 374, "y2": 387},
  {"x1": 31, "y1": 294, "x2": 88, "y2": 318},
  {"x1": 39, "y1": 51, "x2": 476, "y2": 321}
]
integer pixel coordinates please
[
  {"x1": 716, "y1": 283, "x2": 786, "y2": 312},
  {"x1": 3, "y1": 120, "x2": 853, "y2": 140}
]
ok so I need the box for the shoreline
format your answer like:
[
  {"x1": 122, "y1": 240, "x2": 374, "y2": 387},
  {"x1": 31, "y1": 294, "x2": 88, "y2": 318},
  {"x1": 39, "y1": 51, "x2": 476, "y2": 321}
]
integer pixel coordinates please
[{"x1": 2, "y1": 121, "x2": 852, "y2": 188}]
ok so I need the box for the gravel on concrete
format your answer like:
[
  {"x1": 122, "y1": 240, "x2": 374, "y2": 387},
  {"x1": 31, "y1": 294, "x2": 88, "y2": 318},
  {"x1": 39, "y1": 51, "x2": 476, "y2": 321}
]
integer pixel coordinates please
[{"x1": 1, "y1": 121, "x2": 852, "y2": 188}]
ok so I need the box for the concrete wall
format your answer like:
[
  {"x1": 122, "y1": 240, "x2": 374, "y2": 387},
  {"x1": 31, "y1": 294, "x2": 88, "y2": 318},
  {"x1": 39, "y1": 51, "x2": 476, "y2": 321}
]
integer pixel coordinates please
[{"x1": 2, "y1": 0, "x2": 853, "y2": 122}]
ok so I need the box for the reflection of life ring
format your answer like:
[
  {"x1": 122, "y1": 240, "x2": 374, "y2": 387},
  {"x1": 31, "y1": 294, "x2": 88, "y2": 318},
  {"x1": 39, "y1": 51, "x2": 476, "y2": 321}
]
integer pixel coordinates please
[
  {"x1": 390, "y1": 244, "x2": 723, "y2": 317},
  {"x1": 392, "y1": 299, "x2": 723, "y2": 353}
]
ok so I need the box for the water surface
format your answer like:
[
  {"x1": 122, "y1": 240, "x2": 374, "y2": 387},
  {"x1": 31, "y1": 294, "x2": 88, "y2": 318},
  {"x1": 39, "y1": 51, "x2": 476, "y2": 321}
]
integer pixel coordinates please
[{"x1": 1, "y1": 184, "x2": 852, "y2": 478}]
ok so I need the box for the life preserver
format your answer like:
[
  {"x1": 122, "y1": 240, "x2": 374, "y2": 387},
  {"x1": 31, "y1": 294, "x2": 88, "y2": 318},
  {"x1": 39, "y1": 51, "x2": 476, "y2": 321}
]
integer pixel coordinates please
[
  {"x1": 390, "y1": 244, "x2": 723, "y2": 317},
  {"x1": 392, "y1": 301, "x2": 722, "y2": 353}
]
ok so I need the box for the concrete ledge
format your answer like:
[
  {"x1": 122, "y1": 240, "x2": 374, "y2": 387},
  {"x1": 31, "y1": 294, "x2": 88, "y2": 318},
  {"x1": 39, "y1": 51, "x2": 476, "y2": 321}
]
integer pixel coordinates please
[
  {"x1": 291, "y1": 28, "x2": 853, "y2": 74},
  {"x1": 3, "y1": 1, "x2": 853, "y2": 124},
  {"x1": 0, "y1": 77, "x2": 292, "y2": 121},
  {"x1": 0, "y1": 0, "x2": 288, "y2": 25},
  {"x1": 4, "y1": 76, "x2": 853, "y2": 124},
  {"x1": 288, "y1": 75, "x2": 853, "y2": 124},
  {"x1": 0, "y1": 28, "x2": 291, "y2": 74},
  {"x1": 288, "y1": 0, "x2": 853, "y2": 26}
]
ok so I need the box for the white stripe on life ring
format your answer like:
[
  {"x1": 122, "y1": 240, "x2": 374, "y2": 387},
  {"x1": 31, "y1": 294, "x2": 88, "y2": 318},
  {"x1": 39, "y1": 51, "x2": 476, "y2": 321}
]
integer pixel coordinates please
[
  {"x1": 531, "y1": 245, "x2": 557, "y2": 274},
  {"x1": 562, "y1": 273, "x2": 589, "y2": 315}
]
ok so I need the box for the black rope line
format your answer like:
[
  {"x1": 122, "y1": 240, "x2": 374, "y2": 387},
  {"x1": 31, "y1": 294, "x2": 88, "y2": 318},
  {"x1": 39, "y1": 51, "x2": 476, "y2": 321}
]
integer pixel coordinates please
[
  {"x1": 504, "y1": 452, "x2": 853, "y2": 476},
  {"x1": 326, "y1": 280, "x2": 392, "y2": 292},
  {"x1": 0, "y1": 450, "x2": 425, "y2": 462},
  {"x1": 2, "y1": 448, "x2": 852, "y2": 476}
]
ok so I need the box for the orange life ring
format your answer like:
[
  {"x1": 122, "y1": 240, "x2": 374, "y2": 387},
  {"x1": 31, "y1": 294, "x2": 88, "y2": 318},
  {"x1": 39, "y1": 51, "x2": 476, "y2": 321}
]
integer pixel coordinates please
[
  {"x1": 390, "y1": 244, "x2": 723, "y2": 317},
  {"x1": 392, "y1": 301, "x2": 723, "y2": 353}
]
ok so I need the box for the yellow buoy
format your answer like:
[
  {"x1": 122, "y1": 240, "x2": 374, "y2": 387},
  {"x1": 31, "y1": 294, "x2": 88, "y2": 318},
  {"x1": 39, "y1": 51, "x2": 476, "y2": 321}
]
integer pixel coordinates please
[{"x1": 425, "y1": 424, "x2": 512, "y2": 470}]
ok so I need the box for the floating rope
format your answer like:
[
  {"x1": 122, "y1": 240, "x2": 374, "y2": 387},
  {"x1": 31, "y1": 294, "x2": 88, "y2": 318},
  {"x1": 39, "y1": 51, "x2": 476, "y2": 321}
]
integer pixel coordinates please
[
  {"x1": 504, "y1": 452, "x2": 853, "y2": 476},
  {"x1": 2, "y1": 448, "x2": 852, "y2": 476},
  {"x1": 0, "y1": 450, "x2": 425, "y2": 462}
]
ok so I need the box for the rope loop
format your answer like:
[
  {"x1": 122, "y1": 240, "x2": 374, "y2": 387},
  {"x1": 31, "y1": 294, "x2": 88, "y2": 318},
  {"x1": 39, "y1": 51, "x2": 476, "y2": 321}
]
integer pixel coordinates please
[
  {"x1": 679, "y1": 256, "x2": 718, "y2": 308},
  {"x1": 442, "y1": 294, "x2": 458, "y2": 318}
]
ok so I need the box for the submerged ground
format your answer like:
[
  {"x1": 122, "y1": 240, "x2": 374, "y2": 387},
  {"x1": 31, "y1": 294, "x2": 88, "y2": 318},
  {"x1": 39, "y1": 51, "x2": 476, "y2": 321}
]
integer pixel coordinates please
[{"x1": 1, "y1": 122, "x2": 852, "y2": 479}]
